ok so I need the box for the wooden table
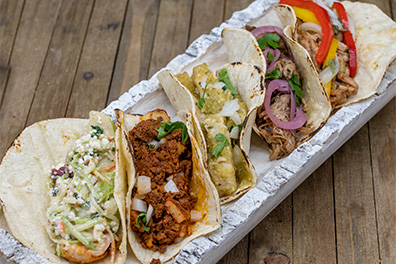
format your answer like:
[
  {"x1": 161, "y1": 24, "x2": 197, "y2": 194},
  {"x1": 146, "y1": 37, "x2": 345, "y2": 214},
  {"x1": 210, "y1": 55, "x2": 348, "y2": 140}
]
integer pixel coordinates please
[{"x1": 1, "y1": 0, "x2": 395, "y2": 263}]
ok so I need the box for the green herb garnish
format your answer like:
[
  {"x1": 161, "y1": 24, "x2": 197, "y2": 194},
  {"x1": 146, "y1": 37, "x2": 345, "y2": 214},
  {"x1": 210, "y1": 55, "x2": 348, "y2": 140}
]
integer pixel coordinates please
[
  {"x1": 197, "y1": 83, "x2": 208, "y2": 109},
  {"x1": 265, "y1": 69, "x2": 281, "y2": 80},
  {"x1": 328, "y1": 59, "x2": 337, "y2": 74},
  {"x1": 73, "y1": 192, "x2": 78, "y2": 198},
  {"x1": 149, "y1": 144, "x2": 155, "y2": 149},
  {"x1": 288, "y1": 71, "x2": 303, "y2": 106},
  {"x1": 212, "y1": 133, "x2": 230, "y2": 158},
  {"x1": 91, "y1": 125, "x2": 104, "y2": 138},
  {"x1": 267, "y1": 51, "x2": 275, "y2": 62},
  {"x1": 156, "y1": 121, "x2": 188, "y2": 144},
  {"x1": 136, "y1": 212, "x2": 149, "y2": 232},
  {"x1": 218, "y1": 68, "x2": 237, "y2": 95},
  {"x1": 333, "y1": 25, "x2": 339, "y2": 35},
  {"x1": 257, "y1": 33, "x2": 280, "y2": 50}
]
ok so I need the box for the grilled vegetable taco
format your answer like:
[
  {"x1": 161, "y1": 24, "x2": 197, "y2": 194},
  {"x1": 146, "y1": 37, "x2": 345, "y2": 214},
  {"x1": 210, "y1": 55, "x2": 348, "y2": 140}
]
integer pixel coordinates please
[
  {"x1": 115, "y1": 109, "x2": 220, "y2": 264},
  {"x1": 222, "y1": 5, "x2": 331, "y2": 160},
  {"x1": 158, "y1": 62, "x2": 264, "y2": 203},
  {"x1": 279, "y1": 0, "x2": 396, "y2": 108},
  {"x1": 0, "y1": 111, "x2": 127, "y2": 264}
]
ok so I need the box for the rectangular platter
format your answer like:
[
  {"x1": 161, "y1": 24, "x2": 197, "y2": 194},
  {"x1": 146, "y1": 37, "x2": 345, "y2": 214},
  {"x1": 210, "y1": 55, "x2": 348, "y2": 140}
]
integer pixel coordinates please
[{"x1": 1, "y1": 0, "x2": 396, "y2": 263}]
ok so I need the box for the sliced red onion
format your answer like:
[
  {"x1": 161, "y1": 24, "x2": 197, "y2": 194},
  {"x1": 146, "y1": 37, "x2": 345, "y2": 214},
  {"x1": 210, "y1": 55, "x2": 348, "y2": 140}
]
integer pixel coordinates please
[
  {"x1": 136, "y1": 176, "x2": 151, "y2": 195},
  {"x1": 220, "y1": 99, "x2": 240, "y2": 117},
  {"x1": 164, "y1": 179, "x2": 179, "y2": 193},
  {"x1": 263, "y1": 47, "x2": 281, "y2": 73},
  {"x1": 132, "y1": 198, "x2": 147, "y2": 212},
  {"x1": 251, "y1": 26, "x2": 294, "y2": 61},
  {"x1": 146, "y1": 204, "x2": 154, "y2": 223},
  {"x1": 264, "y1": 80, "x2": 306, "y2": 130},
  {"x1": 300, "y1": 22, "x2": 322, "y2": 36}
]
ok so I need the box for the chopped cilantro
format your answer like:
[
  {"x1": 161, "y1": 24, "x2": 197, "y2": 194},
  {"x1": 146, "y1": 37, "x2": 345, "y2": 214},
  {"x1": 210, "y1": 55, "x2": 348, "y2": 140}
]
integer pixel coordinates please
[
  {"x1": 288, "y1": 71, "x2": 303, "y2": 106},
  {"x1": 136, "y1": 212, "x2": 149, "y2": 232},
  {"x1": 328, "y1": 59, "x2": 337, "y2": 74},
  {"x1": 73, "y1": 192, "x2": 78, "y2": 198},
  {"x1": 197, "y1": 83, "x2": 208, "y2": 109},
  {"x1": 267, "y1": 51, "x2": 275, "y2": 62},
  {"x1": 212, "y1": 133, "x2": 230, "y2": 158},
  {"x1": 91, "y1": 125, "x2": 104, "y2": 138},
  {"x1": 265, "y1": 69, "x2": 281, "y2": 80},
  {"x1": 333, "y1": 25, "x2": 339, "y2": 35},
  {"x1": 218, "y1": 68, "x2": 237, "y2": 95},
  {"x1": 52, "y1": 187, "x2": 59, "y2": 197},
  {"x1": 90, "y1": 213, "x2": 100, "y2": 219},
  {"x1": 156, "y1": 121, "x2": 188, "y2": 144},
  {"x1": 149, "y1": 144, "x2": 155, "y2": 149},
  {"x1": 257, "y1": 33, "x2": 280, "y2": 50},
  {"x1": 84, "y1": 201, "x2": 91, "y2": 208}
]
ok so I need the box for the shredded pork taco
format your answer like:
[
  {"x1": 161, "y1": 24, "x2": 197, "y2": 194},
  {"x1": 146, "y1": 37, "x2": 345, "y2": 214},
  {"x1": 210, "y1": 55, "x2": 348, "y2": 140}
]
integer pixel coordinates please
[
  {"x1": 0, "y1": 111, "x2": 127, "y2": 264},
  {"x1": 158, "y1": 62, "x2": 264, "y2": 203},
  {"x1": 116, "y1": 109, "x2": 220, "y2": 264},
  {"x1": 222, "y1": 5, "x2": 331, "y2": 160}
]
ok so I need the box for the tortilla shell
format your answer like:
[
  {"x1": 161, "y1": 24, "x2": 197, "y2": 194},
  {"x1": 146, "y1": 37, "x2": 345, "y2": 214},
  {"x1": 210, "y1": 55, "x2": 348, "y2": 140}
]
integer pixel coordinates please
[
  {"x1": 115, "y1": 109, "x2": 221, "y2": 264},
  {"x1": 0, "y1": 112, "x2": 127, "y2": 264}
]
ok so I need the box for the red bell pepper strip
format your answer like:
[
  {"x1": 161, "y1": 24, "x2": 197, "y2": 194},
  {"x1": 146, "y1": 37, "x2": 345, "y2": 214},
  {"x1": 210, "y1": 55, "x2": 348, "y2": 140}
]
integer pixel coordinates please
[
  {"x1": 332, "y1": 2, "x2": 357, "y2": 77},
  {"x1": 279, "y1": 0, "x2": 334, "y2": 66}
]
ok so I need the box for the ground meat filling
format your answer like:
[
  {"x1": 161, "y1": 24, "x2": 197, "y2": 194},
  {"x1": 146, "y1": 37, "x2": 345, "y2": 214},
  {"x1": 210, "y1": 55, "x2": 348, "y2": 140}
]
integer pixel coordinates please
[
  {"x1": 297, "y1": 22, "x2": 359, "y2": 107},
  {"x1": 129, "y1": 119, "x2": 197, "y2": 254}
]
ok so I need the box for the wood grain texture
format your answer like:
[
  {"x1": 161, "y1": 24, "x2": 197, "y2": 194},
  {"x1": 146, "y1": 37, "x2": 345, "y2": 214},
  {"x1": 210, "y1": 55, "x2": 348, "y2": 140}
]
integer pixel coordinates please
[
  {"x1": 249, "y1": 196, "x2": 293, "y2": 264},
  {"x1": 189, "y1": 0, "x2": 225, "y2": 44},
  {"x1": 218, "y1": 235, "x2": 249, "y2": 264},
  {"x1": 293, "y1": 160, "x2": 337, "y2": 264},
  {"x1": 25, "y1": 0, "x2": 94, "y2": 125},
  {"x1": 107, "y1": 0, "x2": 160, "y2": 103},
  {"x1": 0, "y1": 0, "x2": 61, "y2": 156},
  {"x1": 333, "y1": 126, "x2": 379, "y2": 264},
  {"x1": 66, "y1": 0, "x2": 128, "y2": 118},
  {"x1": 148, "y1": 0, "x2": 193, "y2": 77},
  {"x1": 0, "y1": 0, "x2": 24, "y2": 107}
]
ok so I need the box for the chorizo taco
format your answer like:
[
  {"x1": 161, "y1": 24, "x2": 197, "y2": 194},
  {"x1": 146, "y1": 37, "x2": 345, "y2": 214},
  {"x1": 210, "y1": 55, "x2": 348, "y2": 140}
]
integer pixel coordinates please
[
  {"x1": 0, "y1": 111, "x2": 127, "y2": 263},
  {"x1": 222, "y1": 5, "x2": 331, "y2": 160},
  {"x1": 158, "y1": 62, "x2": 264, "y2": 203},
  {"x1": 279, "y1": 0, "x2": 396, "y2": 108},
  {"x1": 115, "y1": 109, "x2": 220, "y2": 264}
]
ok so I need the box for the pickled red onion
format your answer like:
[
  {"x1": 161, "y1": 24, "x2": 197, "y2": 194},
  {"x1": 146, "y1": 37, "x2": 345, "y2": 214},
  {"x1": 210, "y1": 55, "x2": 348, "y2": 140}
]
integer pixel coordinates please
[{"x1": 263, "y1": 47, "x2": 281, "y2": 73}]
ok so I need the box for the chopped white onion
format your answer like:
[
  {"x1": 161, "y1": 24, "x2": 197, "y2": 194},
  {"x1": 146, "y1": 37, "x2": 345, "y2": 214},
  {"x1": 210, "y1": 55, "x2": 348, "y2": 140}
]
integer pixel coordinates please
[
  {"x1": 212, "y1": 82, "x2": 225, "y2": 89},
  {"x1": 231, "y1": 111, "x2": 242, "y2": 125},
  {"x1": 230, "y1": 125, "x2": 240, "y2": 139},
  {"x1": 220, "y1": 99, "x2": 240, "y2": 117},
  {"x1": 131, "y1": 198, "x2": 147, "y2": 212},
  {"x1": 164, "y1": 179, "x2": 179, "y2": 193},
  {"x1": 146, "y1": 204, "x2": 154, "y2": 223},
  {"x1": 134, "y1": 194, "x2": 146, "y2": 200},
  {"x1": 136, "y1": 176, "x2": 151, "y2": 195},
  {"x1": 319, "y1": 55, "x2": 340, "y2": 85},
  {"x1": 314, "y1": 0, "x2": 346, "y2": 31},
  {"x1": 190, "y1": 210, "x2": 202, "y2": 222},
  {"x1": 147, "y1": 140, "x2": 161, "y2": 148},
  {"x1": 201, "y1": 75, "x2": 208, "y2": 88},
  {"x1": 300, "y1": 22, "x2": 322, "y2": 36}
]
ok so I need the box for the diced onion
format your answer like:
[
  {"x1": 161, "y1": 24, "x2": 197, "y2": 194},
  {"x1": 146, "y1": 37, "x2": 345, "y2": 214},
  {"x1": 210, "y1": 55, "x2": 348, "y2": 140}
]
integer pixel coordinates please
[
  {"x1": 147, "y1": 140, "x2": 161, "y2": 148},
  {"x1": 230, "y1": 125, "x2": 240, "y2": 139},
  {"x1": 300, "y1": 22, "x2": 322, "y2": 36},
  {"x1": 190, "y1": 210, "x2": 202, "y2": 222},
  {"x1": 136, "y1": 176, "x2": 151, "y2": 195},
  {"x1": 131, "y1": 198, "x2": 147, "y2": 212},
  {"x1": 164, "y1": 179, "x2": 179, "y2": 193},
  {"x1": 220, "y1": 99, "x2": 240, "y2": 117},
  {"x1": 319, "y1": 56, "x2": 340, "y2": 85},
  {"x1": 212, "y1": 82, "x2": 225, "y2": 89},
  {"x1": 146, "y1": 204, "x2": 154, "y2": 223},
  {"x1": 201, "y1": 75, "x2": 208, "y2": 88},
  {"x1": 231, "y1": 111, "x2": 242, "y2": 125}
]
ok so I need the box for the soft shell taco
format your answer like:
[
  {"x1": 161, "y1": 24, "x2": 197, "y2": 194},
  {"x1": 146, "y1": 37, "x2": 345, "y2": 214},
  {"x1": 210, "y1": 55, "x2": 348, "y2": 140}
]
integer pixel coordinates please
[
  {"x1": 158, "y1": 62, "x2": 264, "y2": 203},
  {"x1": 222, "y1": 5, "x2": 331, "y2": 160},
  {"x1": 0, "y1": 111, "x2": 127, "y2": 264},
  {"x1": 115, "y1": 109, "x2": 220, "y2": 264},
  {"x1": 279, "y1": 0, "x2": 396, "y2": 108}
]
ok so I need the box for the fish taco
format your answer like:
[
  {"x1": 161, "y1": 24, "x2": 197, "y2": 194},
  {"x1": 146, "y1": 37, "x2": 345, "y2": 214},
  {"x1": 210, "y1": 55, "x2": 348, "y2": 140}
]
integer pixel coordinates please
[
  {"x1": 0, "y1": 111, "x2": 127, "y2": 264},
  {"x1": 158, "y1": 62, "x2": 264, "y2": 203},
  {"x1": 222, "y1": 5, "x2": 331, "y2": 160},
  {"x1": 115, "y1": 109, "x2": 220, "y2": 264}
]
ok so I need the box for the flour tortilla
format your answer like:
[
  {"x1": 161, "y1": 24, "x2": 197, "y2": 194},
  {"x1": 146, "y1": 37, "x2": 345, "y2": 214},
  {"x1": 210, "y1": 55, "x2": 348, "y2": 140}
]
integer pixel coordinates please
[
  {"x1": 158, "y1": 62, "x2": 264, "y2": 204},
  {"x1": 0, "y1": 111, "x2": 127, "y2": 264},
  {"x1": 115, "y1": 109, "x2": 221, "y2": 264}
]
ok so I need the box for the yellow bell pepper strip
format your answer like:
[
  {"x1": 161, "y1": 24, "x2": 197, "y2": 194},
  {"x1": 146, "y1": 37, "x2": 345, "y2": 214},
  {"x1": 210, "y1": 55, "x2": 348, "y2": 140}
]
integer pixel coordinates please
[
  {"x1": 279, "y1": 0, "x2": 334, "y2": 66},
  {"x1": 322, "y1": 38, "x2": 339, "y2": 97},
  {"x1": 292, "y1": 7, "x2": 320, "y2": 25},
  {"x1": 332, "y1": 1, "x2": 357, "y2": 77}
]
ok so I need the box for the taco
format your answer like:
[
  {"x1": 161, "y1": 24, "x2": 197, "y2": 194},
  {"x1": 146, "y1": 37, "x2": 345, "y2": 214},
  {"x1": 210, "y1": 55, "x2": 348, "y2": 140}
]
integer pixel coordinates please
[
  {"x1": 0, "y1": 111, "x2": 127, "y2": 264},
  {"x1": 222, "y1": 5, "x2": 331, "y2": 160},
  {"x1": 115, "y1": 109, "x2": 220, "y2": 264},
  {"x1": 279, "y1": 0, "x2": 396, "y2": 108},
  {"x1": 158, "y1": 62, "x2": 264, "y2": 203}
]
